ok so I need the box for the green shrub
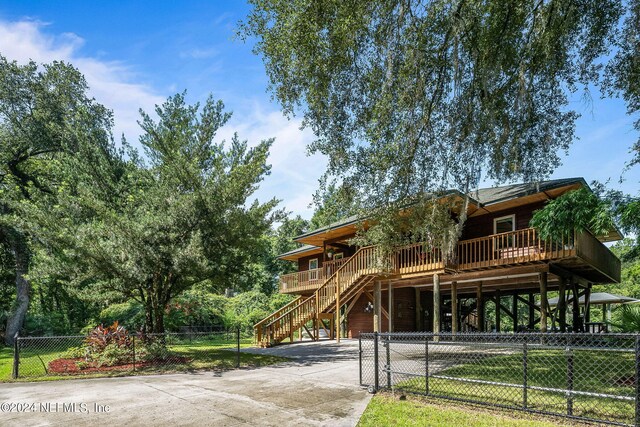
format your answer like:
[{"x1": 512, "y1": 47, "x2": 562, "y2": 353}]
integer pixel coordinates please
[
  {"x1": 94, "y1": 342, "x2": 132, "y2": 367},
  {"x1": 24, "y1": 311, "x2": 73, "y2": 336},
  {"x1": 84, "y1": 321, "x2": 131, "y2": 354},
  {"x1": 139, "y1": 339, "x2": 171, "y2": 361},
  {"x1": 222, "y1": 290, "x2": 296, "y2": 333},
  {"x1": 96, "y1": 301, "x2": 145, "y2": 331},
  {"x1": 80, "y1": 322, "x2": 133, "y2": 366},
  {"x1": 611, "y1": 304, "x2": 640, "y2": 332},
  {"x1": 75, "y1": 360, "x2": 90, "y2": 370},
  {"x1": 65, "y1": 345, "x2": 88, "y2": 359},
  {"x1": 164, "y1": 290, "x2": 227, "y2": 331},
  {"x1": 530, "y1": 188, "x2": 614, "y2": 241}
]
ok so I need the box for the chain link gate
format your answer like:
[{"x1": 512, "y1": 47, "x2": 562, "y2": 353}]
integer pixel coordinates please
[{"x1": 359, "y1": 332, "x2": 640, "y2": 426}]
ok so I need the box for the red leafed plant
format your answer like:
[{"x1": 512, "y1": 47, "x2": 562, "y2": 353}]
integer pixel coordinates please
[{"x1": 84, "y1": 321, "x2": 132, "y2": 354}]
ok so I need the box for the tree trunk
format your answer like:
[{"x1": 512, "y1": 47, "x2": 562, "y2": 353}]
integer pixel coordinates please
[
  {"x1": 5, "y1": 234, "x2": 30, "y2": 345},
  {"x1": 143, "y1": 291, "x2": 154, "y2": 334},
  {"x1": 153, "y1": 306, "x2": 165, "y2": 334},
  {"x1": 142, "y1": 276, "x2": 172, "y2": 335}
]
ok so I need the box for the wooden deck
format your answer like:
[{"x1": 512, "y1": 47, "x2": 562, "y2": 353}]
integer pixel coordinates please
[{"x1": 278, "y1": 228, "x2": 620, "y2": 294}]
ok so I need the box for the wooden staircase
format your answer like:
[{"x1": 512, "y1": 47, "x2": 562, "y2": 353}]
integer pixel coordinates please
[
  {"x1": 460, "y1": 301, "x2": 480, "y2": 332},
  {"x1": 253, "y1": 296, "x2": 302, "y2": 346},
  {"x1": 256, "y1": 246, "x2": 381, "y2": 347}
]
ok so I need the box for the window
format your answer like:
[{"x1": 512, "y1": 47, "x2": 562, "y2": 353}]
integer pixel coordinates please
[
  {"x1": 309, "y1": 258, "x2": 319, "y2": 280},
  {"x1": 333, "y1": 253, "x2": 344, "y2": 260},
  {"x1": 494, "y1": 215, "x2": 515, "y2": 234},
  {"x1": 493, "y1": 215, "x2": 515, "y2": 249}
]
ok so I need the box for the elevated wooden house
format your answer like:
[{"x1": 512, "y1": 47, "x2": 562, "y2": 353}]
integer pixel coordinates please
[{"x1": 254, "y1": 178, "x2": 622, "y2": 347}]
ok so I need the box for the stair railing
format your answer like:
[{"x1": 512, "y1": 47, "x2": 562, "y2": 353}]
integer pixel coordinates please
[
  {"x1": 253, "y1": 296, "x2": 302, "y2": 345},
  {"x1": 262, "y1": 246, "x2": 380, "y2": 346}
]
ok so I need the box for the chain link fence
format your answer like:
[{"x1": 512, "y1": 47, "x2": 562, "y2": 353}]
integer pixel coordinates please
[
  {"x1": 360, "y1": 332, "x2": 639, "y2": 426},
  {"x1": 8, "y1": 329, "x2": 247, "y2": 380}
]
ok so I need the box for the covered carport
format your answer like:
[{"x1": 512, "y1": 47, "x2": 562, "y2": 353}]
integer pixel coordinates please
[{"x1": 546, "y1": 292, "x2": 640, "y2": 332}]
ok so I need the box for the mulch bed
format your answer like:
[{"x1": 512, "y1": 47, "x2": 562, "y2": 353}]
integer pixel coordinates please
[{"x1": 48, "y1": 357, "x2": 191, "y2": 374}]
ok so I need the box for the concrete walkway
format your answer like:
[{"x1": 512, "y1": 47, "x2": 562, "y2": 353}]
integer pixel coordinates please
[{"x1": 0, "y1": 339, "x2": 370, "y2": 427}]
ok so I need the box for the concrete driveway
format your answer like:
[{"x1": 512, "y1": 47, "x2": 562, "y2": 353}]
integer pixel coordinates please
[{"x1": 0, "y1": 339, "x2": 370, "y2": 427}]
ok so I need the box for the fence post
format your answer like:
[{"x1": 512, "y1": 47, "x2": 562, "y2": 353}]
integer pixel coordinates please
[
  {"x1": 566, "y1": 336, "x2": 574, "y2": 416},
  {"x1": 12, "y1": 332, "x2": 19, "y2": 380},
  {"x1": 522, "y1": 337, "x2": 528, "y2": 409},
  {"x1": 635, "y1": 335, "x2": 640, "y2": 427},
  {"x1": 358, "y1": 334, "x2": 362, "y2": 386},
  {"x1": 386, "y1": 334, "x2": 391, "y2": 389},
  {"x1": 236, "y1": 327, "x2": 241, "y2": 368},
  {"x1": 374, "y1": 332, "x2": 379, "y2": 391},
  {"x1": 425, "y1": 334, "x2": 429, "y2": 396},
  {"x1": 132, "y1": 335, "x2": 136, "y2": 372}
]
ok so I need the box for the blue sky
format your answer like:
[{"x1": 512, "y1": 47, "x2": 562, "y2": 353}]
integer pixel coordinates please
[{"x1": 0, "y1": 1, "x2": 638, "y2": 219}]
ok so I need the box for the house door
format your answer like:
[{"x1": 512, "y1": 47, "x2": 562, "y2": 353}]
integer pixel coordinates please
[{"x1": 309, "y1": 258, "x2": 319, "y2": 280}]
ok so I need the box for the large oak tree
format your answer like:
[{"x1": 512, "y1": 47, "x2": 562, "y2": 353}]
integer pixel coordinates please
[
  {"x1": 0, "y1": 57, "x2": 114, "y2": 344},
  {"x1": 241, "y1": 0, "x2": 639, "y2": 253}
]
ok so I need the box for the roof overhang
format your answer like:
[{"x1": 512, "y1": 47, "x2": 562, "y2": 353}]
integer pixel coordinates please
[
  {"x1": 278, "y1": 245, "x2": 323, "y2": 261},
  {"x1": 294, "y1": 191, "x2": 481, "y2": 246},
  {"x1": 291, "y1": 178, "x2": 623, "y2": 248},
  {"x1": 469, "y1": 179, "x2": 623, "y2": 242}
]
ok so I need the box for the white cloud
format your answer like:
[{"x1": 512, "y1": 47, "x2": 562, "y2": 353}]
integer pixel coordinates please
[{"x1": 0, "y1": 19, "x2": 165, "y2": 141}]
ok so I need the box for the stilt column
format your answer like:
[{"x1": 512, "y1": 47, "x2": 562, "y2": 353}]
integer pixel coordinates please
[
  {"x1": 512, "y1": 293, "x2": 518, "y2": 331},
  {"x1": 571, "y1": 280, "x2": 581, "y2": 332},
  {"x1": 476, "y1": 283, "x2": 484, "y2": 332},
  {"x1": 451, "y1": 281, "x2": 458, "y2": 335},
  {"x1": 336, "y1": 271, "x2": 340, "y2": 343},
  {"x1": 374, "y1": 281, "x2": 381, "y2": 333},
  {"x1": 528, "y1": 293, "x2": 535, "y2": 330},
  {"x1": 415, "y1": 288, "x2": 422, "y2": 331},
  {"x1": 388, "y1": 283, "x2": 394, "y2": 332},
  {"x1": 495, "y1": 289, "x2": 501, "y2": 333},
  {"x1": 539, "y1": 272, "x2": 548, "y2": 332},
  {"x1": 558, "y1": 277, "x2": 567, "y2": 332},
  {"x1": 433, "y1": 274, "x2": 440, "y2": 335}
]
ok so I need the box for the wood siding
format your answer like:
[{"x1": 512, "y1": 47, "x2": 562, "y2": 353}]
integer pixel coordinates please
[
  {"x1": 297, "y1": 253, "x2": 323, "y2": 272},
  {"x1": 461, "y1": 201, "x2": 546, "y2": 241},
  {"x1": 347, "y1": 288, "x2": 416, "y2": 338}
]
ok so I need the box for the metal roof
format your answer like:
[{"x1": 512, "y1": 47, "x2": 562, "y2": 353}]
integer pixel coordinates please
[
  {"x1": 546, "y1": 292, "x2": 640, "y2": 306},
  {"x1": 294, "y1": 178, "x2": 587, "y2": 241},
  {"x1": 472, "y1": 178, "x2": 588, "y2": 206},
  {"x1": 279, "y1": 177, "x2": 620, "y2": 259},
  {"x1": 277, "y1": 244, "x2": 321, "y2": 259}
]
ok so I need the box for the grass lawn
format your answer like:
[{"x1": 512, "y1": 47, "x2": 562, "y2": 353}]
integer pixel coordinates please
[
  {"x1": 358, "y1": 394, "x2": 587, "y2": 427},
  {"x1": 0, "y1": 336, "x2": 287, "y2": 382},
  {"x1": 394, "y1": 347, "x2": 635, "y2": 425}
]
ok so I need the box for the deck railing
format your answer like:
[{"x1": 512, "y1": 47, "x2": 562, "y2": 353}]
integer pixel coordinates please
[
  {"x1": 457, "y1": 227, "x2": 575, "y2": 270},
  {"x1": 324, "y1": 257, "x2": 349, "y2": 276},
  {"x1": 279, "y1": 228, "x2": 620, "y2": 293},
  {"x1": 316, "y1": 245, "x2": 380, "y2": 314},
  {"x1": 575, "y1": 229, "x2": 621, "y2": 282},
  {"x1": 253, "y1": 296, "x2": 302, "y2": 345},
  {"x1": 261, "y1": 246, "x2": 380, "y2": 346},
  {"x1": 394, "y1": 242, "x2": 445, "y2": 274},
  {"x1": 279, "y1": 268, "x2": 325, "y2": 293},
  {"x1": 262, "y1": 295, "x2": 317, "y2": 345}
]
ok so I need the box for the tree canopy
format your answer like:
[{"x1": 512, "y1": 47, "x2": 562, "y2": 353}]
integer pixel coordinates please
[
  {"x1": 0, "y1": 57, "x2": 114, "y2": 343},
  {"x1": 241, "y1": 0, "x2": 640, "y2": 252},
  {"x1": 26, "y1": 93, "x2": 280, "y2": 333}
]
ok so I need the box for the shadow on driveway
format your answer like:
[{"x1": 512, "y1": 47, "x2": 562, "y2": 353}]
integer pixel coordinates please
[{"x1": 0, "y1": 339, "x2": 371, "y2": 427}]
